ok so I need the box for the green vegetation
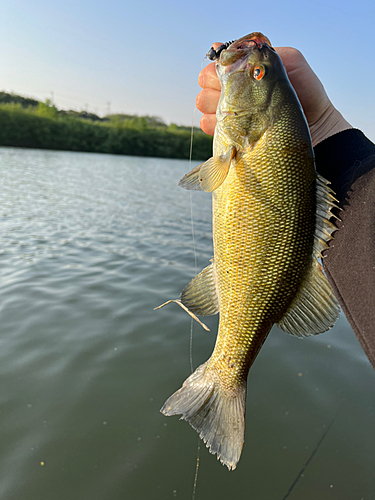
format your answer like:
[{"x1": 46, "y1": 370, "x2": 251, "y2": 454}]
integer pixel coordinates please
[
  {"x1": 0, "y1": 91, "x2": 39, "y2": 108},
  {"x1": 0, "y1": 92, "x2": 212, "y2": 160}
]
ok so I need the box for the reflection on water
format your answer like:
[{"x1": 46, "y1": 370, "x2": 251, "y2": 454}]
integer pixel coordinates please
[{"x1": 0, "y1": 146, "x2": 374, "y2": 500}]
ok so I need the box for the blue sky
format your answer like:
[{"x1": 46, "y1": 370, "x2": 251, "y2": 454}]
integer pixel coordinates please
[{"x1": 1, "y1": 0, "x2": 375, "y2": 139}]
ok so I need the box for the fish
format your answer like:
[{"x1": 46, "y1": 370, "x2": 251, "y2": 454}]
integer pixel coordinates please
[{"x1": 156, "y1": 32, "x2": 340, "y2": 470}]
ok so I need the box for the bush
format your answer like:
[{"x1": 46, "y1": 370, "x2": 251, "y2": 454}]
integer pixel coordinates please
[{"x1": 0, "y1": 104, "x2": 212, "y2": 160}]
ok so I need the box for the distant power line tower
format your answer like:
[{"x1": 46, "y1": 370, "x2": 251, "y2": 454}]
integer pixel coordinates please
[{"x1": 106, "y1": 101, "x2": 111, "y2": 116}]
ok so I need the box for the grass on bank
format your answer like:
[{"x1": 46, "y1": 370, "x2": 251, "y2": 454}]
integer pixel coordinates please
[{"x1": 0, "y1": 92, "x2": 212, "y2": 160}]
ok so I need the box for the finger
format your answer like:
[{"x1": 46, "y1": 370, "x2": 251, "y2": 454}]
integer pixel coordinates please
[
  {"x1": 275, "y1": 46, "x2": 330, "y2": 125},
  {"x1": 196, "y1": 88, "x2": 220, "y2": 114},
  {"x1": 198, "y1": 62, "x2": 221, "y2": 90},
  {"x1": 274, "y1": 47, "x2": 306, "y2": 74},
  {"x1": 200, "y1": 114, "x2": 217, "y2": 136}
]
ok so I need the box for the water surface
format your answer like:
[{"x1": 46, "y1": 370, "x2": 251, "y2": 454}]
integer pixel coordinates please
[{"x1": 0, "y1": 147, "x2": 374, "y2": 500}]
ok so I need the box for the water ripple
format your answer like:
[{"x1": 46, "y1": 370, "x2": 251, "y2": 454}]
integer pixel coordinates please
[{"x1": 0, "y1": 147, "x2": 374, "y2": 500}]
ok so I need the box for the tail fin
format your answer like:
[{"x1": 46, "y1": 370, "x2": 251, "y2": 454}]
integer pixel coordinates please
[{"x1": 161, "y1": 363, "x2": 246, "y2": 470}]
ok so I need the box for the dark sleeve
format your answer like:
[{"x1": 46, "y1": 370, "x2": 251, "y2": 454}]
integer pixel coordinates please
[{"x1": 314, "y1": 129, "x2": 375, "y2": 369}]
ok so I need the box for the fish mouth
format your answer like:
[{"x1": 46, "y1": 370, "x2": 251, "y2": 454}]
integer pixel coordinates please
[{"x1": 216, "y1": 32, "x2": 273, "y2": 74}]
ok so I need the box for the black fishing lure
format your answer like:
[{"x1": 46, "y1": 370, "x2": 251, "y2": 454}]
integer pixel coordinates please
[{"x1": 207, "y1": 40, "x2": 235, "y2": 61}]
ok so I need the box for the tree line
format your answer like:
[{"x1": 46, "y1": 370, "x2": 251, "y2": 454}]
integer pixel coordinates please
[{"x1": 0, "y1": 92, "x2": 212, "y2": 160}]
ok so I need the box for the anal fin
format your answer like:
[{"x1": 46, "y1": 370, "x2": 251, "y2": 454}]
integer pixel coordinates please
[
  {"x1": 154, "y1": 262, "x2": 219, "y2": 331},
  {"x1": 180, "y1": 262, "x2": 219, "y2": 316}
]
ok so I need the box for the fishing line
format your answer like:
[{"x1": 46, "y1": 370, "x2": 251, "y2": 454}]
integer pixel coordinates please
[
  {"x1": 189, "y1": 55, "x2": 212, "y2": 498},
  {"x1": 281, "y1": 404, "x2": 342, "y2": 500},
  {"x1": 192, "y1": 437, "x2": 201, "y2": 500},
  {"x1": 189, "y1": 108, "x2": 198, "y2": 375},
  {"x1": 188, "y1": 69, "x2": 205, "y2": 498}
]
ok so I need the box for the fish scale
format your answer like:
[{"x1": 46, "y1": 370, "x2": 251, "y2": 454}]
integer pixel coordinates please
[
  {"x1": 156, "y1": 32, "x2": 340, "y2": 470},
  {"x1": 210, "y1": 135, "x2": 316, "y2": 383}
]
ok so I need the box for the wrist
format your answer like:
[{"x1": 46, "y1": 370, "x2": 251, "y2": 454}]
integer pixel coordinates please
[{"x1": 309, "y1": 106, "x2": 352, "y2": 147}]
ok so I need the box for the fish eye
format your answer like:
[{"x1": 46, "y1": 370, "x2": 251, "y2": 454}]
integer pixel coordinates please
[{"x1": 253, "y1": 65, "x2": 265, "y2": 81}]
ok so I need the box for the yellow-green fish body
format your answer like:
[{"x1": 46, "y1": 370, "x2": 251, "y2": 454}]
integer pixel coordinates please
[{"x1": 158, "y1": 33, "x2": 339, "y2": 470}]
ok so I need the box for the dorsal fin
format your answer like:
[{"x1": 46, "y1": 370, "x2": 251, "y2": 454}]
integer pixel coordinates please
[{"x1": 277, "y1": 174, "x2": 340, "y2": 337}]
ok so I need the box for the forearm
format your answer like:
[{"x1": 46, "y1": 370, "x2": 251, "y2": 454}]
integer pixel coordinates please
[
  {"x1": 315, "y1": 129, "x2": 375, "y2": 368},
  {"x1": 310, "y1": 107, "x2": 352, "y2": 147}
]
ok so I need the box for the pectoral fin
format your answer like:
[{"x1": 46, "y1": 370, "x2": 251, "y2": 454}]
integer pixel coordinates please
[
  {"x1": 178, "y1": 147, "x2": 236, "y2": 192},
  {"x1": 199, "y1": 147, "x2": 236, "y2": 192},
  {"x1": 178, "y1": 164, "x2": 203, "y2": 191}
]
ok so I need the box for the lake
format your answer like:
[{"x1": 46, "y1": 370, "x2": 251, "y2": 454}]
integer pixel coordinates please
[{"x1": 0, "y1": 146, "x2": 374, "y2": 500}]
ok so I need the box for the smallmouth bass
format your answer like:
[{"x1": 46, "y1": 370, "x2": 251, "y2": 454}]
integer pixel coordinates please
[{"x1": 156, "y1": 33, "x2": 339, "y2": 470}]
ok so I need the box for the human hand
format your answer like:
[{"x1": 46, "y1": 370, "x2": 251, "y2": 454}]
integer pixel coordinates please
[{"x1": 196, "y1": 44, "x2": 352, "y2": 146}]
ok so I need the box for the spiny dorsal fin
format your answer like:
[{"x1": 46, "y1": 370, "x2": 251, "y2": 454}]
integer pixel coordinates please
[
  {"x1": 180, "y1": 262, "x2": 220, "y2": 316},
  {"x1": 277, "y1": 174, "x2": 340, "y2": 337},
  {"x1": 178, "y1": 147, "x2": 236, "y2": 192}
]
